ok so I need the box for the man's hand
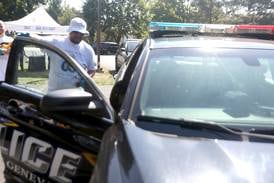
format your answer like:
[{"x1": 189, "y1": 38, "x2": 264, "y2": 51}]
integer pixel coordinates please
[
  {"x1": 0, "y1": 43, "x2": 12, "y2": 55},
  {"x1": 88, "y1": 70, "x2": 96, "y2": 77}
]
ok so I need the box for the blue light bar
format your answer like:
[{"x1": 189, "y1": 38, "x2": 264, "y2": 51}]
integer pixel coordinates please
[{"x1": 149, "y1": 22, "x2": 202, "y2": 32}]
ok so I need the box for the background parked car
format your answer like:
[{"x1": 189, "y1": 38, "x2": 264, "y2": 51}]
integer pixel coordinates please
[
  {"x1": 92, "y1": 42, "x2": 119, "y2": 55},
  {"x1": 115, "y1": 38, "x2": 141, "y2": 72}
]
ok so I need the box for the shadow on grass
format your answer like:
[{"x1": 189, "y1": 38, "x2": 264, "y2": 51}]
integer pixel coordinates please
[
  {"x1": 18, "y1": 70, "x2": 49, "y2": 78},
  {"x1": 108, "y1": 70, "x2": 117, "y2": 77}
]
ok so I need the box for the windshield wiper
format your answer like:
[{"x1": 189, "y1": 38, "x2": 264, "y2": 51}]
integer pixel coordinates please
[{"x1": 137, "y1": 115, "x2": 274, "y2": 141}]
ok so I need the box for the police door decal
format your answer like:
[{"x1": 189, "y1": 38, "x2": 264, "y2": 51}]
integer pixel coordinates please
[{"x1": 0, "y1": 124, "x2": 84, "y2": 183}]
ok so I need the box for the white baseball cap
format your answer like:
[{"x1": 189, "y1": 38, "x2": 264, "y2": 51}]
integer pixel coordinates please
[{"x1": 68, "y1": 17, "x2": 89, "y2": 35}]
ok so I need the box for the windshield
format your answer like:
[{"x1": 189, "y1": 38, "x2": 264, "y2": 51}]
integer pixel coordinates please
[{"x1": 138, "y1": 47, "x2": 274, "y2": 125}]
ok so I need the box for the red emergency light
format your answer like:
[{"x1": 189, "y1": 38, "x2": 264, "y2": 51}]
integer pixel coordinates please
[{"x1": 232, "y1": 25, "x2": 274, "y2": 34}]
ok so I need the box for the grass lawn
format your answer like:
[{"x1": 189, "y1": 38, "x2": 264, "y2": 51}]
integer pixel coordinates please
[
  {"x1": 93, "y1": 69, "x2": 115, "y2": 85},
  {"x1": 18, "y1": 68, "x2": 115, "y2": 92}
]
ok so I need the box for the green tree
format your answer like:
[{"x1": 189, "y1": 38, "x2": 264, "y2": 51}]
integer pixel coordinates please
[
  {"x1": 47, "y1": 0, "x2": 62, "y2": 22},
  {"x1": 83, "y1": 0, "x2": 104, "y2": 42},
  {"x1": 104, "y1": 0, "x2": 151, "y2": 42},
  {"x1": 58, "y1": 4, "x2": 81, "y2": 25},
  {"x1": 150, "y1": 0, "x2": 189, "y2": 22},
  {"x1": 190, "y1": 0, "x2": 225, "y2": 23},
  {"x1": 223, "y1": 0, "x2": 274, "y2": 24},
  {"x1": 150, "y1": 0, "x2": 226, "y2": 23},
  {"x1": 0, "y1": 0, "x2": 48, "y2": 21},
  {"x1": 83, "y1": 0, "x2": 150, "y2": 42}
]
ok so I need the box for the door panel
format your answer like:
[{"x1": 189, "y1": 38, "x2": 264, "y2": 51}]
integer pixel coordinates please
[
  {"x1": 0, "y1": 115, "x2": 95, "y2": 183},
  {"x1": 0, "y1": 37, "x2": 113, "y2": 182},
  {"x1": 0, "y1": 83, "x2": 42, "y2": 106}
]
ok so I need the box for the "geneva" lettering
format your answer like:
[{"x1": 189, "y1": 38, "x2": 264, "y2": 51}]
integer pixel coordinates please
[{"x1": 6, "y1": 161, "x2": 49, "y2": 183}]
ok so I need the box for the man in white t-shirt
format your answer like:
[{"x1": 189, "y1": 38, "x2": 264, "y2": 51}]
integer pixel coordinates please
[
  {"x1": 0, "y1": 20, "x2": 13, "y2": 81},
  {"x1": 45, "y1": 17, "x2": 97, "y2": 91}
]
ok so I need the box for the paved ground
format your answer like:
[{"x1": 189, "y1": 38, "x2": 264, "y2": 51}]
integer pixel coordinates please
[
  {"x1": 97, "y1": 55, "x2": 115, "y2": 71},
  {"x1": 98, "y1": 85, "x2": 113, "y2": 99},
  {"x1": 97, "y1": 55, "x2": 115, "y2": 99},
  {"x1": 97, "y1": 55, "x2": 115, "y2": 100},
  {"x1": 0, "y1": 155, "x2": 4, "y2": 182}
]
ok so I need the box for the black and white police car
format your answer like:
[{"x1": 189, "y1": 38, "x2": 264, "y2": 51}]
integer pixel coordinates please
[{"x1": 0, "y1": 22, "x2": 274, "y2": 183}]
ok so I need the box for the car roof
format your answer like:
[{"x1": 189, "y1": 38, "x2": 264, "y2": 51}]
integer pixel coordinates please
[
  {"x1": 100, "y1": 42, "x2": 118, "y2": 44},
  {"x1": 149, "y1": 36, "x2": 274, "y2": 50},
  {"x1": 125, "y1": 39, "x2": 142, "y2": 42}
]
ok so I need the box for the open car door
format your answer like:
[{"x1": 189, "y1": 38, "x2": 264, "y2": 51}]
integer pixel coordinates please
[{"x1": 0, "y1": 36, "x2": 114, "y2": 183}]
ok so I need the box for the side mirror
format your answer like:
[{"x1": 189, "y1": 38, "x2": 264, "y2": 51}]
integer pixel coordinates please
[
  {"x1": 110, "y1": 81, "x2": 126, "y2": 112},
  {"x1": 121, "y1": 47, "x2": 126, "y2": 52},
  {"x1": 40, "y1": 88, "x2": 99, "y2": 112}
]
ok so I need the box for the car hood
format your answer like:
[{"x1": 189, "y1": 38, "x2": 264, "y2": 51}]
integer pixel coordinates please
[{"x1": 118, "y1": 122, "x2": 274, "y2": 183}]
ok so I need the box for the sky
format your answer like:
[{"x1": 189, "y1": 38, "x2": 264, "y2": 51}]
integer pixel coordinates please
[{"x1": 62, "y1": 0, "x2": 84, "y2": 10}]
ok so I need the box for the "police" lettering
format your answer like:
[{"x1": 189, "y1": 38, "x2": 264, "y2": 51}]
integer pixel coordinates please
[{"x1": 0, "y1": 124, "x2": 81, "y2": 183}]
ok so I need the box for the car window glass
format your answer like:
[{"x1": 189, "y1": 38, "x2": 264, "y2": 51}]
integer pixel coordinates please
[
  {"x1": 139, "y1": 48, "x2": 274, "y2": 124},
  {"x1": 121, "y1": 42, "x2": 125, "y2": 49},
  {"x1": 15, "y1": 44, "x2": 86, "y2": 94},
  {"x1": 126, "y1": 41, "x2": 139, "y2": 52},
  {"x1": 123, "y1": 41, "x2": 144, "y2": 83}
]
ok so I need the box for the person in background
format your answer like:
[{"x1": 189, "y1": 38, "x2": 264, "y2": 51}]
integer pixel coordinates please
[
  {"x1": 0, "y1": 20, "x2": 13, "y2": 81},
  {"x1": 40, "y1": 17, "x2": 97, "y2": 91}
]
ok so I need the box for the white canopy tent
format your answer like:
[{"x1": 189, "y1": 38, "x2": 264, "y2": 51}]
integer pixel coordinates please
[{"x1": 5, "y1": 7, "x2": 69, "y2": 35}]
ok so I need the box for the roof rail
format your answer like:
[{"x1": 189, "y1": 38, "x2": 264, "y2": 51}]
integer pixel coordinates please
[{"x1": 150, "y1": 30, "x2": 201, "y2": 38}]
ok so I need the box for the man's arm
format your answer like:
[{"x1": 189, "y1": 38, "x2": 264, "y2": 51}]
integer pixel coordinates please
[{"x1": 86, "y1": 43, "x2": 97, "y2": 77}]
